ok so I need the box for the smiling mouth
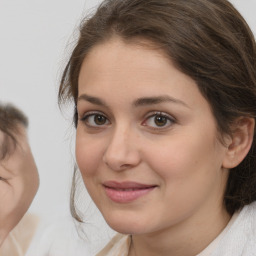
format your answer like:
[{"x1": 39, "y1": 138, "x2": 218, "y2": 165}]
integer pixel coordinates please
[{"x1": 103, "y1": 181, "x2": 157, "y2": 203}]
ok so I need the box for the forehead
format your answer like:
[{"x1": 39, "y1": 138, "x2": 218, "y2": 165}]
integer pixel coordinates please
[
  {"x1": 81, "y1": 38, "x2": 162, "y2": 73},
  {"x1": 78, "y1": 37, "x2": 203, "y2": 106},
  {"x1": 80, "y1": 38, "x2": 192, "y2": 86}
]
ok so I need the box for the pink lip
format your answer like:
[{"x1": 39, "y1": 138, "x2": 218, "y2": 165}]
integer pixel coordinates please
[{"x1": 103, "y1": 181, "x2": 157, "y2": 203}]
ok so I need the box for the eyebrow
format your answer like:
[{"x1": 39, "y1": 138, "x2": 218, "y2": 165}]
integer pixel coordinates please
[
  {"x1": 78, "y1": 94, "x2": 189, "y2": 108},
  {"x1": 77, "y1": 94, "x2": 109, "y2": 107},
  {"x1": 133, "y1": 95, "x2": 190, "y2": 108}
]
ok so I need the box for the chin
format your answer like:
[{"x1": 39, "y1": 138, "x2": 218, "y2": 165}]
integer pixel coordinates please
[{"x1": 104, "y1": 215, "x2": 148, "y2": 235}]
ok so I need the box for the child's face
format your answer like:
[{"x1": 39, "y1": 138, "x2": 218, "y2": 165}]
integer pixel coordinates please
[
  {"x1": 76, "y1": 37, "x2": 230, "y2": 236},
  {"x1": 0, "y1": 125, "x2": 38, "y2": 244}
]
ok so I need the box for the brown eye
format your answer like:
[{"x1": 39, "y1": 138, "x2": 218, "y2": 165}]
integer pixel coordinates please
[
  {"x1": 94, "y1": 114, "x2": 107, "y2": 125},
  {"x1": 154, "y1": 115, "x2": 168, "y2": 127},
  {"x1": 142, "y1": 112, "x2": 175, "y2": 129},
  {"x1": 81, "y1": 112, "x2": 110, "y2": 127}
]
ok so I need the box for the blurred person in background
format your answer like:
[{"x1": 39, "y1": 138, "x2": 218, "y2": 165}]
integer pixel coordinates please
[{"x1": 0, "y1": 103, "x2": 39, "y2": 256}]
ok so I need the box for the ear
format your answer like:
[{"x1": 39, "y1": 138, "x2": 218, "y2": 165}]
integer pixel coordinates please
[{"x1": 222, "y1": 117, "x2": 255, "y2": 169}]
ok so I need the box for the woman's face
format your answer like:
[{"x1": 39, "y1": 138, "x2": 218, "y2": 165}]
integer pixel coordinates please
[{"x1": 76, "y1": 37, "x2": 230, "y2": 235}]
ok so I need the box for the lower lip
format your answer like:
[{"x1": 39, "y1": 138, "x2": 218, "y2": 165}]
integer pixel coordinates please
[{"x1": 104, "y1": 186, "x2": 156, "y2": 203}]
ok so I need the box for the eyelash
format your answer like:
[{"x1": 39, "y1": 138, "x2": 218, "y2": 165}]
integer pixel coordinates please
[
  {"x1": 79, "y1": 111, "x2": 176, "y2": 130},
  {"x1": 80, "y1": 111, "x2": 110, "y2": 128},
  {"x1": 142, "y1": 111, "x2": 175, "y2": 129}
]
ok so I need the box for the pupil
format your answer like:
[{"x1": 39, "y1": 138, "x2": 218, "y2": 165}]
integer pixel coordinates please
[
  {"x1": 154, "y1": 115, "x2": 167, "y2": 126},
  {"x1": 94, "y1": 115, "x2": 106, "y2": 125}
]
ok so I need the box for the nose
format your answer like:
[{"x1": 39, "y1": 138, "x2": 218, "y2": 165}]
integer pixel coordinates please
[{"x1": 103, "y1": 125, "x2": 141, "y2": 171}]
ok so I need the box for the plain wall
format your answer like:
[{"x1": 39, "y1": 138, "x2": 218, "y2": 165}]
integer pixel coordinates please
[{"x1": 1, "y1": 0, "x2": 256, "y2": 249}]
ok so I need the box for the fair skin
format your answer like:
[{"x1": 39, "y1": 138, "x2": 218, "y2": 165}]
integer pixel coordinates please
[
  {"x1": 0, "y1": 125, "x2": 39, "y2": 246},
  {"x1": 76, "y1": 37, "x2": 253, "y2": 256}
]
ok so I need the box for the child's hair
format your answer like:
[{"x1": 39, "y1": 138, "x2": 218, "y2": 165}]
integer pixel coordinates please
[
  {"x1": 59, "y1": 0, "x2": 256, "y2": 218},
  {"x1": 0, "y1": 103, "x2": 28, "y2": 160}
]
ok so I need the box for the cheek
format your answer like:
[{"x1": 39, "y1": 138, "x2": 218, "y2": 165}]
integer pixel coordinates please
[
  {"x1": 145, "y1": 130, "x2": 223, "y2": 183},
  {"x1": 75, "y1": 132, "x2": 104, "y2": 177},
  {"x1": 144, "y1": 134, "x2": 228, "y2": 218},
  {"x1": 144, "y1": 136, "x2": 194, "y2": 175}
]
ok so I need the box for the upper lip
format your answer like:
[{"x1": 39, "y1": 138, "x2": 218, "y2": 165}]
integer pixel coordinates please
[{"x1": 103, "y1": 181, "x2": 157, "y2": 189}]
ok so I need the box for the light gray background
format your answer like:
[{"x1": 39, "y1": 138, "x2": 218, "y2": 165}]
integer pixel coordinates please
[{"x1": 0, "y1": 0, "x2": 256, "y2": 245}]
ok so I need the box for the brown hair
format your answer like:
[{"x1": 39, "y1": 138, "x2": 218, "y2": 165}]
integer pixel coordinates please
[
  {"x1": 59, "y1": 0, "x2": 256, "y2": 219},
  {"x1": 0, "y1": 103, "x2": 28, "y2": 160}
]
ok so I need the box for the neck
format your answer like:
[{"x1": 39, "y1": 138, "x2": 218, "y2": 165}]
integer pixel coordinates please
[{"x1": 129, "y1": 206, "x2": 231, "y2": 256}]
